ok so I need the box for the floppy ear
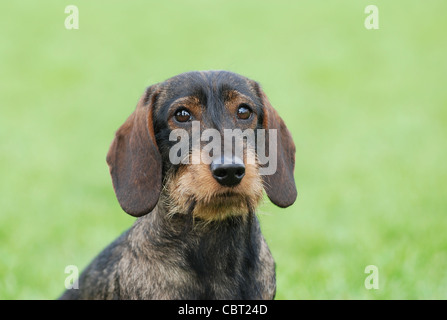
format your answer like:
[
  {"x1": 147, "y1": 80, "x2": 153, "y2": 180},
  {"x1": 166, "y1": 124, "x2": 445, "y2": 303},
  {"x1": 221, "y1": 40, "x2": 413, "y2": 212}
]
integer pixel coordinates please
[
  {"x1": 258, "y1": 87, "x2": 297, "y2": 208},
  {"x1": 106, "y1": 86, "x2": 162, "y2": 217}
]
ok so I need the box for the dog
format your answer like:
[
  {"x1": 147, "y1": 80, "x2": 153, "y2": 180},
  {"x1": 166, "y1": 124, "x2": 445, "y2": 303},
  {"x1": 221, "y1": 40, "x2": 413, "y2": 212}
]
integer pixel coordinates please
[{"x1": 59, "y1": 70, "x2": 297, "y2": 300}]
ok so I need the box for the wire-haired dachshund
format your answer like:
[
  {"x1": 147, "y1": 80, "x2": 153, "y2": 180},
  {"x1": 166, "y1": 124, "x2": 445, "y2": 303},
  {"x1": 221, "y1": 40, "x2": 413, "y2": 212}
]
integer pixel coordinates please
[{"x1": 59, "y1": 70, "x2": 297, "y2": 300}]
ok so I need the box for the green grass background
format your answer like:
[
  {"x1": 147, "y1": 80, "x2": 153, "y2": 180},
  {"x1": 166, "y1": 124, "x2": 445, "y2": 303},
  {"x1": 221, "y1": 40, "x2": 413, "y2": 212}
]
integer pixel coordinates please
[{"x1": 1, "y1": 0, "x2": 446, "y2": 299}]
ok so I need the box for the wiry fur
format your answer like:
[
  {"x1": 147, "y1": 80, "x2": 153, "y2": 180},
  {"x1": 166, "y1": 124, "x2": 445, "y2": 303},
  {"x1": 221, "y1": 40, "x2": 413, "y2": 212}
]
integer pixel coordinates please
[
  {"x1": 163, "y1": 148, "x2": 264, "y2": 221},
  {"x1": 60, "y1": 201, "x2": 276, "y2": 300},
  {"x1": 59, "y1": 70, "x2": 296, "y2": 300}
]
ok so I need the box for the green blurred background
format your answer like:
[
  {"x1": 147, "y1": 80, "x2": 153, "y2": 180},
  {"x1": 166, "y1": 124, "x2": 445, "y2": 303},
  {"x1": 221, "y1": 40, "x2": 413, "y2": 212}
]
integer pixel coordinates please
[{"x1": 1, "y1": 0, "x2": 446, "y2": 299}]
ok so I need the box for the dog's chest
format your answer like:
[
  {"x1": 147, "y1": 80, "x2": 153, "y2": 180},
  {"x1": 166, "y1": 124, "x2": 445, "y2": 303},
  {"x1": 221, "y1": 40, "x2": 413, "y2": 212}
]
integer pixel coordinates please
[{"x1": 119, "y1": 221, "x2": 276, "y2": 299}]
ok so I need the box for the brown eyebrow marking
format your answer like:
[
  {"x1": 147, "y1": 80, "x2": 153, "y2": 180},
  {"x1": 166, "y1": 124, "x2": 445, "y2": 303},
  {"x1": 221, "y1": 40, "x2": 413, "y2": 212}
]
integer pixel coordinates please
[
  {"x1": 225, "y1": 90, "x2": 255, "y2": 105},
  {"x1": 167, "y1": 96, "x2": 203, "y2": 127},
  {"x1": 224, "y1": 90, "x2": 258, "y2": 128}
]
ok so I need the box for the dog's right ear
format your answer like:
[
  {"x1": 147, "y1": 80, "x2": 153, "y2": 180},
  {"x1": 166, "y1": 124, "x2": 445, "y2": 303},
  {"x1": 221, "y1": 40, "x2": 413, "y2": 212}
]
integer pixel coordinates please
[{"x1": 106, "y1": 86, "x2": 162, "y2": 217}]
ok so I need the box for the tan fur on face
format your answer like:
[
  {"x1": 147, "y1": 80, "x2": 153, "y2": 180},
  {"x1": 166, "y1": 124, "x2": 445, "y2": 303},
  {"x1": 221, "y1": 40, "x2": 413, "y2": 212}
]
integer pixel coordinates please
[{"x1": 163, "y1": 148, "x2": 263, "y2": 221}]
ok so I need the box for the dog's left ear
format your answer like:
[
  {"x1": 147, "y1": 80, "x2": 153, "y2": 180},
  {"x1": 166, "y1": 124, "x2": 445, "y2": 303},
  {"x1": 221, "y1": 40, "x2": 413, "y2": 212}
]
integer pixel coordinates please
[
  {"x1": 256, "y1": 85, "x2": 297, "y2": 208},
  {"x1": 106, "y1": 85, "x2": 162, "y2": 217}
]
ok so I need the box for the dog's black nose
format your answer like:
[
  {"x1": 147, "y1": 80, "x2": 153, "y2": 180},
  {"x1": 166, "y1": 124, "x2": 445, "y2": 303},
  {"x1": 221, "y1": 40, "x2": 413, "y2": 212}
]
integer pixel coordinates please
[{"x1": 211, "y1": 157, "x2": 245, "y2": 187}]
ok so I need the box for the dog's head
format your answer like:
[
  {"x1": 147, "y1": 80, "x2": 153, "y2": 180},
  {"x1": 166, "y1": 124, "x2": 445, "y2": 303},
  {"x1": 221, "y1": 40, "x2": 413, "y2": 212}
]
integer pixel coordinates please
[{"x1": 106, "y1": 71, "x2": 297, "y2": 220}]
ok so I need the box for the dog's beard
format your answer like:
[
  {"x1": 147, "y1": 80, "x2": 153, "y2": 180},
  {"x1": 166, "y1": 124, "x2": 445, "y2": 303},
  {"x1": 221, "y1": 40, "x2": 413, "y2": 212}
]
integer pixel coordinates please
[
  {"x1": 186, "y1": 193, "x2": 261, "y2": 221},
  {"x1": 161, "y1": 161, "x2": 263, "y2": 221}
]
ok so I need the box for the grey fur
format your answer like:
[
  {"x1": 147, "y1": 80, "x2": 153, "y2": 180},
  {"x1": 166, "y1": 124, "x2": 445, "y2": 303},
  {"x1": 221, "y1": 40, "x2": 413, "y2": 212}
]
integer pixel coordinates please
[{"x1": 59, "y1": 202, "x2": 276, "y2": 299}]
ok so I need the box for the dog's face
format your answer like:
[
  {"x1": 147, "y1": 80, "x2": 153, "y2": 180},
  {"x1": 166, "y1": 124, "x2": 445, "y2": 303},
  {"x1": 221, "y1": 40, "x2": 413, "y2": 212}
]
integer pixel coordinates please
[{"x1": 107, "y1": 71, "x2": 297, "y2": 220}]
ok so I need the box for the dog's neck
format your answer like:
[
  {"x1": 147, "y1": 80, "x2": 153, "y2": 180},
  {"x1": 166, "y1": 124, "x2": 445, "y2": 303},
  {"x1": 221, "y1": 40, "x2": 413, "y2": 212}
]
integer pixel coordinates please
[
  {"x1": 123, "y1": 199, "x2": 273, "y2": 299},
  {"x1": 145, "y1": 200, "x2": 258, "y2": 238},
  {"x1": 130, "y1": 201, "x2": 262, "y2": 266}
]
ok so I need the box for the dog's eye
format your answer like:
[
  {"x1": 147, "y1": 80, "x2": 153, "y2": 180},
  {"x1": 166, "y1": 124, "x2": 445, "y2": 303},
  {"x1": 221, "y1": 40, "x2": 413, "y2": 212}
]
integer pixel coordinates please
[
  {"x1": 174, "y1": 108, "x2": 192, "y2": 122},
  {"x1": 236, "y1": 104, "x2": 252, "y2": 120}
]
